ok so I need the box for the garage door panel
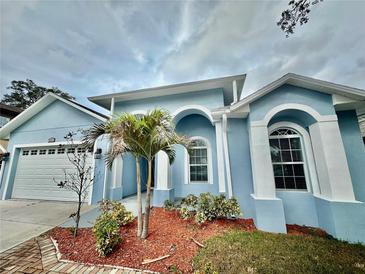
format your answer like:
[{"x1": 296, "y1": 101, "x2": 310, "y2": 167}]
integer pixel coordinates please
[
  {"x1": 15, "y1": 168, "x2": 87, "y2": 176},
  {"x1": 12, "y1": 146, "x2": 93, "y2": 202}
]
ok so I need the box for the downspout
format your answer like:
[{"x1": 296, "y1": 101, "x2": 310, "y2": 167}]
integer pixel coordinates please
[{"x1": 222, "y1": 114, "x2": 233, "y2": 198}]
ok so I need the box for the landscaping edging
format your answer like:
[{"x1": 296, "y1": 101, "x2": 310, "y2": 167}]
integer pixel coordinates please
[
  {"x1": 44, "y1": 236, "x2": 158, "y2": 274},
  {"x1": 0, "y1": 234, "x2": 158, "y2": 273}
]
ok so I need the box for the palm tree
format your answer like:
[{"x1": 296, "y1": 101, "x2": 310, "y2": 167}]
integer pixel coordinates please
[
  {"x1": 83, "y1": 113, "x2": 146, "y2": 237},
  {"x1": 138, "y1": 109, "x2": 191, "y2": 239},
  {"x1": 83, "y1": 109, "x2": 190, "y2": 239}
]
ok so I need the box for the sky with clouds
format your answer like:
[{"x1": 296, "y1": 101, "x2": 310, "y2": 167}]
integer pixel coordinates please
[{"x1": 1, "y1": 0, "x2": 364, "y2": 112}]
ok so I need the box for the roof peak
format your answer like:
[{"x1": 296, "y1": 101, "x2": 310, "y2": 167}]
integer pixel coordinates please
[{"x1": 88, "y1": 73, "x2": 246, "y2": 109}]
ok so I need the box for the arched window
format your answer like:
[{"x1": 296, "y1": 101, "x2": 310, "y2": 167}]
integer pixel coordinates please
[
  {"x1": 269, "y1": 128, "x2": 307, "y2": 190},
  {"x1": 187, "y1": 137, "x2": 211, "y2": 183}
]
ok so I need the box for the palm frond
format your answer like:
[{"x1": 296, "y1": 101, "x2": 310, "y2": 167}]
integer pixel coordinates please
[{"x1": 82, "y1": 123, "x2": 107, "y2": 147}]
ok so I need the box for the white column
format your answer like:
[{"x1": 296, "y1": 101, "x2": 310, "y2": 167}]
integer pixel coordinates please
[
  {"x1": 309, "y1": 120, "x2": 356, "y2": 201},
  {"x1": 111, "y1": 156, "x2": 123, "y2": 188},
  {"x1": 249, "y1": 123, "x2": 276, "y2": 199},
  {"x1": 222, "y1": 114, "x2": 233, "y2": 198},
  {"x1": 215, "y1": 120, "x2": 226, "y2": 193},
  {"x1": 110, "y1": 97, "x2": 115, "y2": 116},
  {"x1": 156, "y1": 151, "x2": 170, "y2": 190}
]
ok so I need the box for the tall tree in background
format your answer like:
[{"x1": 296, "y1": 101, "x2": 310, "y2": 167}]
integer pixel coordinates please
[
  {"x1": 1, "y1": 79, "x2": 74, "y2": 109},
  {"x1": 277, "y1": 0, "x2": 323, "y2": 37}
]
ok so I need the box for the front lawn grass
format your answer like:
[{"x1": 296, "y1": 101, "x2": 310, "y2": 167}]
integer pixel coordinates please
[{"x1": 193, "y1": 230, "x2": 365, "y2": 274}]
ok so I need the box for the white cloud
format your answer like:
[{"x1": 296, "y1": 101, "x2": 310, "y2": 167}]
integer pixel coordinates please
[{"x1": 0, "y1": 0, "x2": 364, "y2": 110}]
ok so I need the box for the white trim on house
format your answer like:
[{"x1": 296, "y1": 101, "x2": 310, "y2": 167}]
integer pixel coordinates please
[
  {"x1": 249, "y1": 103, "x2": 338, "y2": 128},
  {"x1": 184, "y1": 136, "x2": 213, "y2": 185},
  {"x1": 0, "y1": 93, "x2": 108, "y2": 139},
  {"x1": 332, "y1": 94, "x2": 365, "y2": 111},
  {"x1": 111, "y1": 156, "x2": 123, "y2": 189},
  {"x1": 222, "y1": 114, "x2": 233, "y2": 198},
  {"x1": 231, "y1": 73, "x2": 365, "y2": 112},
  {"x1": 309, "y1": 120, "x2": 356, "y2": 202},
  {"x1": 110, "y1": 97, "x2": 115, "y2": 116},
  {"x1": 156, "y1": 151, "x2": 171, "y2": 190},
  {"x1": 2, "y1": 145, "x2": 17, "y2": 200},
  {"x1": 172, "y1": 105, "x2": 214, "y2": 124},
  {"x1": 89, "y1": 138, "x2": 99, "y2": 205},
  {"x1": 103, "y1": 137, "x2": 111, "y2": 200},
  {"x1": 0, "y1": 144, "x2": 6, "y2": 153},
  {"x1": 214, "y1": 121, "x2": 226, "y2": 193},
  {"x1": 268, "y1": 122, "x2": 320, "y2": 195},
  {"x1": 89, "y1": 74, "x2": 246, "y2": 109},
  {"x1": 1, "y1": 141, "x2": 95, "y2": 203}
]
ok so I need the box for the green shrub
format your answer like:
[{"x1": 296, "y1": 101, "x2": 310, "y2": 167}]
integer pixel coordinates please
[
  {"x1": 195, "y1": 211, "x2": 208, "y2": 225},
  {"x1": 93, "y1": 200, "x2": 133, "y2": 256},
  {"x1": 93, "y1": 213, "x2": 121, "y2": 256},
  {"x1": 179, "y1": 193, "x2": 241, "y2": 224},
  {"x1": 213, "y1": 195, "x2": 240, "y2": 219},
  {"x1": 98, "y1": 200, "x2": 134, "y2": 226},
  {"x1": 181, "y1": 194, "x2": 199, "y2": 208},
  {"x1": 163, "y1": 200, "x2": 175, "y2": 211},
  {"x1": 179, "y1": 206, "x2": 192, "y2": 220}
]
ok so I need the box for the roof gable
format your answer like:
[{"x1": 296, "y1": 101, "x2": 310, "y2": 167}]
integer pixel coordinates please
[
  {"x1": 231, "y1": 73, "x2": 365, "y2": 112},
  {"x1": 89, "y1": 74, "x2": 246, "y2": 109},
  {"x1": 0, "y1": 93, "x2": 108, "y2": 139}
]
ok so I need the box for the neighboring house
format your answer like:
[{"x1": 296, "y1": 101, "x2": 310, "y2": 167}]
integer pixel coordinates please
[
  {"x1": 0, "y1": 103, "x2": 23, "y2": 153},
  {"x1": 0, "y1": 73, "x2": 365, "y2": 244}
]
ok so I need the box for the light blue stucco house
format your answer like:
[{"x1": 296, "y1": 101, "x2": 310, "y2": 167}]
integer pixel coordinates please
[{"x1": 0, "y1": 73, "x2": 364, "y2": 244}]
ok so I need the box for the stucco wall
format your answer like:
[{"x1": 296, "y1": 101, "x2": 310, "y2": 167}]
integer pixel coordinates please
[
  {"x1": 172, "y1": 114, "x2": 219, "y2": 197},
  {"x1": 249, "y1": 84, "x2": 335, "y2": 122},
  {"x1": 315, "y1": 197, "x2": 365, "y2": 243},
  {"x1": 276, "y1": 191, "x2": 319, "y2": 226},
  {"x1": 337, "y1": 110, "x2": 365, "y2": 202},
  {"x1": 113, "y1": 88, "x2": 224, "y2": 114},
  {"x1": 226, "y1": 118, "x2": 255, "y2": 218},
  {"x1": 0, "y1": 100, "x2": 103, "y2": 200}
]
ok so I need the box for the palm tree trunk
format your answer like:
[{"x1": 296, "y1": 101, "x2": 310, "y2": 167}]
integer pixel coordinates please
[
  {"x1": 141, "y1": 159, "x2": 152, "y2": 239},
  {"x1": 136, "y1": 157, "x2": 143, "y2": 237}
]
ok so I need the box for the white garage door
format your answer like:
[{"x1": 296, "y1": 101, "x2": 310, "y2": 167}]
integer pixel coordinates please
[{"x1": 12, "y1": 146, "x2": 93, "y2": 201}]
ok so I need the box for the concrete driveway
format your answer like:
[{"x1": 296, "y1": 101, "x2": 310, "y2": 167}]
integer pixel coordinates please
[{"x1": 0, "y1": 199, "x2": 94, "y2": 252}]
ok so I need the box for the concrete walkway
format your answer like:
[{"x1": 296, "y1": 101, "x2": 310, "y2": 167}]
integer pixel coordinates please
[
  {"x1": 61, "y1": 193, "x2": 148, "y2": 228},
  {"x1": 0, "y1": 199, "x2": 94, "y2": 252}
]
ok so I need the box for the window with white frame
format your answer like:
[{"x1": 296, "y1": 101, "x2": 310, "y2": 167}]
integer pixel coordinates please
[
  {"x1": 269, "y1": 128, "x2": 307, "y2": 190},
  {"x1": 188, "y1": 138, "x2": 209, "y2": 183}
]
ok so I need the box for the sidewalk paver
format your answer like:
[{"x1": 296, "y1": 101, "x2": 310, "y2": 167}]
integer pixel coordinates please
[{"x1": 0, "y1": 236, "x2": 156, "y2": 274}]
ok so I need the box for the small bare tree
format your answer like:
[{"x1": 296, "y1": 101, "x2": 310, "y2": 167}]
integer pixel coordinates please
[{"x1": 54, "y1": 130, "x2": 94, "y2": 237}]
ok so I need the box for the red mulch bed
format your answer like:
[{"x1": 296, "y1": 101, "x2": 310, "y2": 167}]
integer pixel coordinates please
[
  {"x1": 50, "y1": 208, "x2": 329, "y2": 273},
  {"x1": 50, "y1": 208, "x2": 255, "y2": 273},
  {"x1": 286, "y1": 224, "x2": 330, "y2": 238}
]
